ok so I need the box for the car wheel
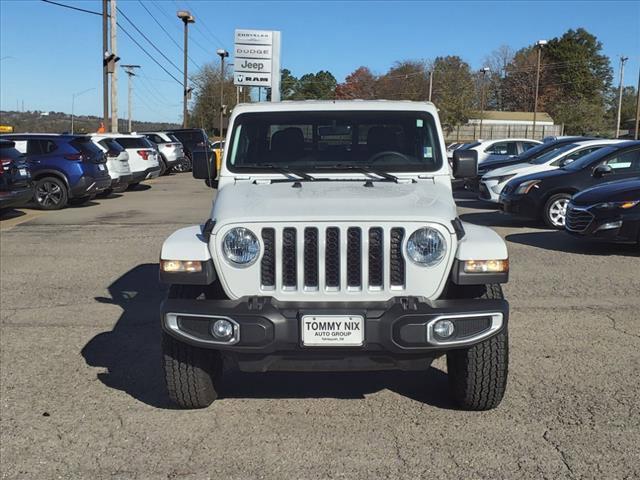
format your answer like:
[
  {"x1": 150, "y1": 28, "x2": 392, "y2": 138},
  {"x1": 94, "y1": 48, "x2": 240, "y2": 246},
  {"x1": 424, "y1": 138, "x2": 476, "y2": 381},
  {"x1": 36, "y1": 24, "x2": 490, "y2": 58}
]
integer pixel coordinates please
[
  {"x1": 34, "y1": 177, "x2": 68, "y2": 210},
  {"x1": 543, "y1": 193, "x2": 572, "y2": 229},
  {"x1": 174, "y1": 156, "x2": 192, "y2": 173},
  {"x1": 159, "y1": 157, "x2": 167, "y2": 176},
  {"x1": 162, "y1": 284, "x2": 223, "y2": 409},
  {"x1": 446, "y1": 284, "x2": 508, "y2": 411}
]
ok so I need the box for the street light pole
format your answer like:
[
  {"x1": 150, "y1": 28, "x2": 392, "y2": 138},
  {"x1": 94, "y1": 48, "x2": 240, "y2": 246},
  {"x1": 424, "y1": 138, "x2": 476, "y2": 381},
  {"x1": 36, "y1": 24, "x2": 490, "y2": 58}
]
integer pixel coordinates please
[
  {"x1": 615, "y1": 56, "x2": 629, "y2": 138},
  {"x1": 635, "y1": 68, "x2": 640, "y2": 140},
  {"x1": 71, "y1": 88, "x2": 96, "y2": 134},
  {"x1": 217, "y1": 49, "x2": 229, "y2": 141},
  {"x1": 479, "y1": 67, "x2": 490, "y2": 139},
  {"x1": 102, "y1": 0, "x2": 109, "y2": 128},
  {"x1": 177, "y1": 11, "x2": 195, "y2": 128},
  {"x1": 428, "y1": 70, "x2": 433, "y2": 102},
  {"x1": 532, "y1": 39, "x2": 547, "y2": 139}
]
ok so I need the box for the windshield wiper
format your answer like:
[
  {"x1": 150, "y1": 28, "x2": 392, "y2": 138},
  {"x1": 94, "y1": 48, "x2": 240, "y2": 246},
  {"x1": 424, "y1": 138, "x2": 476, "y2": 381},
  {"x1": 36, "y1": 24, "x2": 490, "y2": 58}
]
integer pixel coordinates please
[
  {"x1": 311, "y1": 164, "x2": 399, "y2": 182},
  {"x1": 239, "y1": 163, "x2": 316, "y2": 181}
]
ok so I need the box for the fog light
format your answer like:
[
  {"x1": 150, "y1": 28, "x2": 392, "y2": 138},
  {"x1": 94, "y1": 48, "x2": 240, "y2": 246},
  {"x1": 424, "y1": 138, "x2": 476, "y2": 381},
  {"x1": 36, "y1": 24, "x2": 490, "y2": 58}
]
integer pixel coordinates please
[
  {"x1": 595, "y1": 220, "x2": 622, "y2": 232},
  {"x1": 433, "y1": 319, "x2": 455, "y2": 338},
  {"x1": 160, "y1": 259, "x2": 202, "y2": 273},
  {"x1": 211, "y1": 319, "x2": 234, "y2": 340}
]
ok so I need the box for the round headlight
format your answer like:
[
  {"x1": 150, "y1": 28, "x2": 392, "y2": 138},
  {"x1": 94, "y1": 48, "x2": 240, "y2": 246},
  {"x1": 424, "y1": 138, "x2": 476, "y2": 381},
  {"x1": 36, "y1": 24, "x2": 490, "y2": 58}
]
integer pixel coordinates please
[
  {"x1": 407, "y1": 227, "x2": 446, "y2": 266},
  {"x1": 222, "y1": 227, "x2": 260, "y2": 265}
]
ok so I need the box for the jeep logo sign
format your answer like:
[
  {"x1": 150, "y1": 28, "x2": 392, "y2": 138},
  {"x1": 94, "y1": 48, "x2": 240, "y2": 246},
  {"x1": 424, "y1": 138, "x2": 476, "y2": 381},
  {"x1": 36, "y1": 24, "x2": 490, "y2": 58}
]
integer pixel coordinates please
[{"x1": 236, "y1": 59, "x2": 271, "y2": 73}]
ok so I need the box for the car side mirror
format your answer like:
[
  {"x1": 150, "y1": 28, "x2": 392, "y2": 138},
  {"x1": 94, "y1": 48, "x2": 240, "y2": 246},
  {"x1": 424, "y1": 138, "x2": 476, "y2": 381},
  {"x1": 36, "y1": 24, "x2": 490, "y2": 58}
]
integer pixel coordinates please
[
  {"x1": 192, "y1": 152, "x2": 217, "y2": 184},
  {"x1": 593, "y1": 164, "x2": 613, "y2": 178},
  {"x1": 452, "y1": 149, "x2": 478, "y2": 179}
]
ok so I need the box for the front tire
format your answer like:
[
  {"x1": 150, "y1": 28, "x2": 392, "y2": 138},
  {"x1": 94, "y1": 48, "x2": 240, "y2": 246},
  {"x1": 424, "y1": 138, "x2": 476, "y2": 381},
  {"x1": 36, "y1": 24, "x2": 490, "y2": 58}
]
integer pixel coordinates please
[
  {"x1": 543, "y1": 193, "x2": 571, "y2": 229},
  {"x1": 162, "y1": 332, "x2": 221, "y2": 409},
  {"x1": 446, "y1": 284, "x2": 508, "y2": 410},
  {"x1": 34, "y1": 177, "x2": 68, "y2": 210}
]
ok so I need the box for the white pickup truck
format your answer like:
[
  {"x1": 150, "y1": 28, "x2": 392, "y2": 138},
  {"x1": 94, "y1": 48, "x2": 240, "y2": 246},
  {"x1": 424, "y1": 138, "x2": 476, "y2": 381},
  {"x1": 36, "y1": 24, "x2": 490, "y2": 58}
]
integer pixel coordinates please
[{"x1": 159, "y1": 100, "x2": 510, "y2": 410}]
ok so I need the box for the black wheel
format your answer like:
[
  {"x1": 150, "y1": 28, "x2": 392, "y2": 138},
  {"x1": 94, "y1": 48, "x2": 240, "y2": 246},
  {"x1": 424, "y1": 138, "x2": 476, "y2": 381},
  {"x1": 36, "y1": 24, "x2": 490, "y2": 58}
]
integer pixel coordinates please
[
  {"x1": 162, "y1": 284, "x2": 223, "y2": 409},
  {"x1": 446, "y1": 284, "x2": 508, "y2": 410},
  {"x1": 69, "y1": 196, "x2": 92, "y2": 206},
  {"x1": 543, "y1": 193, "x2": 572, "y2": 229},
  {"x1": 173, "y1": 156, "x2": 192, "y2": 173},
  {"x1": 34, "y1": 177, "x2": 68, "y2": 210},
  {"x1": 158, "y1": 157, "x2": 167, "y2": 176}
]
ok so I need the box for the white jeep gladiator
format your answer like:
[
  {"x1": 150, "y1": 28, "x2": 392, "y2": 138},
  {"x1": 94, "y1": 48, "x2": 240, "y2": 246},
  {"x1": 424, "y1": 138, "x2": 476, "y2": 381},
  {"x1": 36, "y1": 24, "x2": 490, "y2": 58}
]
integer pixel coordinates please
[{"x1": 159, "y1": 100, "x2": 509, "y2": 410}]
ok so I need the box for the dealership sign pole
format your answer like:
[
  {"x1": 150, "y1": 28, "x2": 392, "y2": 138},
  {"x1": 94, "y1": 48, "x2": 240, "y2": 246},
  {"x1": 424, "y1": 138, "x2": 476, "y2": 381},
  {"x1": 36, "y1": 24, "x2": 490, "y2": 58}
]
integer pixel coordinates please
[{"x1": 233, "y1": 29, "x2": 281, "y2": 102}]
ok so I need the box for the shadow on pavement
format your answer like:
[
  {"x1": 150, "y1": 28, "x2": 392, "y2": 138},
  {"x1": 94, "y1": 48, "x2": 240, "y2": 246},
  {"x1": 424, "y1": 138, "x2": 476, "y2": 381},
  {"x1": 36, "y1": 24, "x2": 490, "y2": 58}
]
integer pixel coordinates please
[
  {"x1": 506, "y1": 231, "x2": 640, "y2": 256},
  {"x1": 460, "y1": 211, "x2": 545, "y2": 229},
  {"x1": 127, "y1": 184, "x2": 152, "y2": 192},
  {"x1": 0, "y1": 208, "x2": 26, "y2": 220},
  {"x1": 82, "y1": 263, "x2": 458, "y2": 410}
]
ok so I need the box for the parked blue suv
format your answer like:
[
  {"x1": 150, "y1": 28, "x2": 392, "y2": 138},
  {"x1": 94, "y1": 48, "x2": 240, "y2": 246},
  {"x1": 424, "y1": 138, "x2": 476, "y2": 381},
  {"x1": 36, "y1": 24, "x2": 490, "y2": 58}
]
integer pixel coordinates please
[{"x1": 1, "y1": 134, "x2": 111, "y2": 209}]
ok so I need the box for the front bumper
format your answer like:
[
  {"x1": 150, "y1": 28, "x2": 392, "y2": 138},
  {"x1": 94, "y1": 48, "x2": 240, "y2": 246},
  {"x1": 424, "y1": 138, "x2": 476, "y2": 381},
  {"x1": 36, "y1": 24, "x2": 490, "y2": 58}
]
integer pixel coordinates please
[
  {"x1": 478, "y1": 180, "x2": 500, "y2": 203},
  {"x1": 566, "y1": 213, "x2": 640, "y2": 243},
  {"x1": 499, "y1": 192, "x2": 539, "y2": 219},
  {"x1": 0, "y1": 185, "x2": 34, "y2": 209},
  {"x1": 161, "y1": 297, "x2": 508, "y2": 372}
]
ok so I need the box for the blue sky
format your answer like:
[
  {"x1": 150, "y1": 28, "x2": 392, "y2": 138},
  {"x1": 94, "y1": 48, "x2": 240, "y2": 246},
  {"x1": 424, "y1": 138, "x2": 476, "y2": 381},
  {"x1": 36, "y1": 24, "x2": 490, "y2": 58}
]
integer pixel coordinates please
[{"x1": 1, "y1": 0, "x2": 638, "y2": 123}]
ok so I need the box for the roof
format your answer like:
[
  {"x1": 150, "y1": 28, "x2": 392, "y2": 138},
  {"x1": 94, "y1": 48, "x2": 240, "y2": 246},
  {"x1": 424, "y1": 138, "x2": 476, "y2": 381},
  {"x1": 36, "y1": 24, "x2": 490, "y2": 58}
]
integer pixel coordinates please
[
  {"x1": 470, "y1": 111, "x2": 554, "y2": 123},
  {"x1": 232, "y1": 99, "x2": 438, "y2": 115}
]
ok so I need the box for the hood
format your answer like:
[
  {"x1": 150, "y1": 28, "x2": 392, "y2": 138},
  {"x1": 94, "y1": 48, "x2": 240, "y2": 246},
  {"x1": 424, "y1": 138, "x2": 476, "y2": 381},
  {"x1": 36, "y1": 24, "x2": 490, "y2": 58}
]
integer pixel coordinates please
[
  {"x1": 484, "y1": 162, "x2": 533, "y2": 178},
  {"x1": 511, "y1": 167, "x2": 570, "y2": 186},
  {"x1": 572, "y1": 178, "x2": 640, "y2": 205},
  {"x1": 479, "y1": 157, "x2": 524, "y2": 172},
  {"x1": 212, "y1": 180, "x2": 457, "y2": 229}
]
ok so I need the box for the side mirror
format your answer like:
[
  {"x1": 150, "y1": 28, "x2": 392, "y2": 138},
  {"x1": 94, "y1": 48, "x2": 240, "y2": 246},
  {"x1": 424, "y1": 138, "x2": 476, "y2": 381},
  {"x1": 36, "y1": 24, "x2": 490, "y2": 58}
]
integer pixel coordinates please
[
  {"x1": 593, "y1": 164, "x2": 613, "y2": 178},
  {"x1": 192, "y1": 151, "x2": 217, "y2": 183},
  {"x1": 452, "y1": 149, "x2": 478, "y2": 179}
]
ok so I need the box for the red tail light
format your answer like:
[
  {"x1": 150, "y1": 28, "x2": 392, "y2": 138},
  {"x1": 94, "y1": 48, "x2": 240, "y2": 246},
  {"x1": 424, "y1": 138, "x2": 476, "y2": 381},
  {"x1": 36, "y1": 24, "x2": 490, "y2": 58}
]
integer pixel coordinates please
[
  {"x1": 64, "y1": 153, "x2": 84, "y2": 161},
  {"x1": 0, "y1": 158, "x2": 11, "y2": 175},
  {"x1": 137, "y1": 150, "x2": 150, "y2": 160}
]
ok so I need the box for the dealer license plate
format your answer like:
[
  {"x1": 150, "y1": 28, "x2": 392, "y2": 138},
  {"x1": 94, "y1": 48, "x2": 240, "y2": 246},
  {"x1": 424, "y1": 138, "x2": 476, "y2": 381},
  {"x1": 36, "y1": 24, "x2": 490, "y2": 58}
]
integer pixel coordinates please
[
  {"x1": 301, "y1": 315, "x2": 364, "y2": 346},
  {"x1": 98, "y1": 164, "x2": 106, "y2": 171},
  {"x1": 19, "y1": 168, "x2": 27, "y2": 176}
]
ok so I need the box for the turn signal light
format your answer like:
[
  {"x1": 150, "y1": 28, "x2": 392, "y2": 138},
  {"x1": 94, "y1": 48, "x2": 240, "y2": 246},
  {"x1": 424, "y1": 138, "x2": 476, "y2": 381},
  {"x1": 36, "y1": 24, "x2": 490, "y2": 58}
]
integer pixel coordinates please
[
  {"x1": 463, "y1": 259, "x2": 509, "y2": 273},
  {"x1": 620, "y1": 201, "x2": 639, "y2": 209},
  {"x1": 160, "y1": 259, "x2": 203, "y2": 273}
]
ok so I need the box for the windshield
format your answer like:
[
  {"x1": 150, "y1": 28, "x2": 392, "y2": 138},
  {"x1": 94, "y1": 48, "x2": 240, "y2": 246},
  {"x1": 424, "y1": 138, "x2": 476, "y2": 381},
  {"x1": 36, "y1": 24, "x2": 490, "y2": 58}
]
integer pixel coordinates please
[
  {"x1": 227, "y1": 111, "x2": 443, "y2": 173},
  {"x1": 563, "y1": 146, "x2": 618, "y2": 171},
  {"x1": 458, "y1": 142, "x2": 480, "y2": 151},
  {"x1": 529, "y1": 143, "x2": 578, "y2": 165}
]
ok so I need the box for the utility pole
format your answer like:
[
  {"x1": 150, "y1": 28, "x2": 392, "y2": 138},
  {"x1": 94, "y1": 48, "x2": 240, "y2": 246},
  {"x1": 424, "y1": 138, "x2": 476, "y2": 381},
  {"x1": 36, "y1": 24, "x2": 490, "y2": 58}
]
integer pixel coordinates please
[
  {"x1": 177, "y1": 11, "x2": 195, "y2": 128},
  {"x1": 615, "y1": 56, "x2": 629, "y2": 138},
  {"x1": 532, "y1": 40, "x2": 547, "y2": 139},
  {"x1": 479, "y1": 67, "x2": 490, "y2": 139},
  {"x1": 110, "y1": 0, "x2": 118, "y2": 132},
  {"x1": 217, "y1": 49, "x2": 229, "y2": 140},
  {"x1": 635, "y1": 67, "x2": 640, "y2": 140},
  {"x1": 428, "y1": 70, "x2": 433, "y2": 102},
  {"x1": 122, "y1": 65, "x2": 140, "y2": 132},
  {"x1": 102, "y1": 0, "x2": 109, "y2": 128}
]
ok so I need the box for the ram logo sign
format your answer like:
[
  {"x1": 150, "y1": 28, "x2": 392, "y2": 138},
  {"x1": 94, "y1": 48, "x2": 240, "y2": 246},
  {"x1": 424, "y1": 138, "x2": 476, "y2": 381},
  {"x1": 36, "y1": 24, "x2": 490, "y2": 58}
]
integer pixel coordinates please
[{"x1": 234, "y1": 73, "x2": 271, "y2": 86}]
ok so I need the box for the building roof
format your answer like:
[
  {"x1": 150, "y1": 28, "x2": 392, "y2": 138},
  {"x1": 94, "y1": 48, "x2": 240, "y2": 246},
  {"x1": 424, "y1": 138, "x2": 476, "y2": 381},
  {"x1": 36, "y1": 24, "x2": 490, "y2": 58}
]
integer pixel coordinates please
[{"x1": 470, "y1": 111, "x2": 554, "y2": 123}]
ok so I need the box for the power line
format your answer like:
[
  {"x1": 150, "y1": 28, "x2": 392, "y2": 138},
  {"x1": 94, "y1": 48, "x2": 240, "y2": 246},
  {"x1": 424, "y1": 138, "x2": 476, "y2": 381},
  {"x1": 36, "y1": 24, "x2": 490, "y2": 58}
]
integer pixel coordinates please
[
  {"x1": 184, "y1": 0, "x2": 229, "y2": 50},
  {"x1": 152, "y1": 0, "x2": 214, "y2": 59},
  {"x1": 137, "y1": 0, "x2": 202, "y2": 71}
]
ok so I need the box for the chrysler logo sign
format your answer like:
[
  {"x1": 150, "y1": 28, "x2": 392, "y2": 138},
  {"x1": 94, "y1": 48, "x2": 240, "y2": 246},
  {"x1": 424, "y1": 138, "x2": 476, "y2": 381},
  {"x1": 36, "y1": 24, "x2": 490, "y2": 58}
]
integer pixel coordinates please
[{"x1": 234, "y1": 29, "x2": 272, "y2": 45}]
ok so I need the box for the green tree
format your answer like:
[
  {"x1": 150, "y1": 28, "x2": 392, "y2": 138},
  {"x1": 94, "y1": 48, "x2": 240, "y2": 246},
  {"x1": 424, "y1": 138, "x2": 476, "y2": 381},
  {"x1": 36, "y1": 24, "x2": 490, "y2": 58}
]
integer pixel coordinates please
[
  {"x1": 280, "y1": 68, "x2": 298, "y2": 100},
  {"x1": 292, "y1": 70, "x2": 337, "y2": 100},
  {"x1": 335, "y1": 66, "x2": 377, "y2": 99},
  {"x1": 430, "y1": 56, "x2": 475, "y2": 130},
  {"x1": 375, "y1": 60, "x2": 429, "y2": 100}
]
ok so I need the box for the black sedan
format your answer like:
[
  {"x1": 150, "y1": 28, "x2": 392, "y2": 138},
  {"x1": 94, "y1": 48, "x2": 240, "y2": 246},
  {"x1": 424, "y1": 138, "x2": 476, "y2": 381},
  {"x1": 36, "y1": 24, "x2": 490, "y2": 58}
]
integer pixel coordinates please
[
  {"x1": 500, "y1": 141, "x2": 640, "y2": 229},
  {"x1": 0, "y1": 139, "x2": 33, "y2": 210},
  {"x1": 565, "y1": 178, "x2": 640, "y2": 244}
]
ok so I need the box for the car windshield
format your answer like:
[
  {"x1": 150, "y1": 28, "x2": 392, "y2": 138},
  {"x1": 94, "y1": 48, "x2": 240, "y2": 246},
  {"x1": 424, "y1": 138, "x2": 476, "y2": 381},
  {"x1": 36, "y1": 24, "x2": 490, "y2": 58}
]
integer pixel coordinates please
[
  {"x1": 457, "y1": 142, "x2": 480, "y2": 151},
  {"x1": 563, "y1": 146, "x2": 618, "y2": 171},
  {"x1": 528, "y1": 143, "x2": 578, "y2": 165},
  {"x1": 228, "y1": 111, "x2": 443, "y2": 172}
]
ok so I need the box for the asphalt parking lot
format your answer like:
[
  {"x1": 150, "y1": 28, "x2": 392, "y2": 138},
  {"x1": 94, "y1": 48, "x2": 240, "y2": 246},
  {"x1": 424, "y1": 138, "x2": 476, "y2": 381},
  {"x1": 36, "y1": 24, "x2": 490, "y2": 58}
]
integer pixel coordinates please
[{"x1": 1, "y1": 174, "x2": 639, "y2": 479}]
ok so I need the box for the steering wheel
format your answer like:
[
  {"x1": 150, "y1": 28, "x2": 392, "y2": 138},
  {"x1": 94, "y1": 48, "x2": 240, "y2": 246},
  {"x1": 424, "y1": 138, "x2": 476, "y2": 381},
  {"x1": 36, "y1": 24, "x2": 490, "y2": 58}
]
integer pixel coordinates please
[{"x1": 367, "y1": 150, "x2": 412, "y2": 164}]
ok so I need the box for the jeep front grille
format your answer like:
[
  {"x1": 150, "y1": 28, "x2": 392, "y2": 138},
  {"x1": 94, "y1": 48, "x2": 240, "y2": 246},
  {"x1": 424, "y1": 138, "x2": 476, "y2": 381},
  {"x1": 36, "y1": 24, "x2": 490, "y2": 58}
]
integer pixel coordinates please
[{"x1": 260, "y1": 225, "x2": 407, "y2": 292}]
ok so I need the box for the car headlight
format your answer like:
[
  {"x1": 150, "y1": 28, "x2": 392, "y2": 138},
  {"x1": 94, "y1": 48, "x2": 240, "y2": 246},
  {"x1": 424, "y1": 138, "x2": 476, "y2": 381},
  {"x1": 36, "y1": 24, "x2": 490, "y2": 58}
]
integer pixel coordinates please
[
  {"x1": 595, "y1": 200, "x2": 639, "y2": 210},
  {"x1": 514, "y1": 180, "x2": 541, "y2": 195},
  {"x1": 222, "y1": 227, "x2": 260, "y2": 265},
  {"x1": 407, "y1": 227, "x2": 446, "y2": 266}
]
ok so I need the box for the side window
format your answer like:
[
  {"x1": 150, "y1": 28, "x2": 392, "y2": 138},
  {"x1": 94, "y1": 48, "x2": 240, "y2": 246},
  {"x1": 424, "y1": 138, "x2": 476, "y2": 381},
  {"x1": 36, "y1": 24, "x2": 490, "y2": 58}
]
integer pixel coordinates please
[
  {"x1": 553, "y1": 147, "x2": 600, "y2": 167},
  {"x1": 27, "y1": 140, "x2": 44, "y2": 155},
  {"x1": 42, "y1": 140, "x2": 58, "y2": 154},
  {"x1": 521, "y1": 142, "x2": 538, "y2": 152},
  {"x1": 485, "y1": 142, "x2": 516, "y2": 155},
  {"x1": 604, "y1": 149, "x2": 640, "y2": 173}
]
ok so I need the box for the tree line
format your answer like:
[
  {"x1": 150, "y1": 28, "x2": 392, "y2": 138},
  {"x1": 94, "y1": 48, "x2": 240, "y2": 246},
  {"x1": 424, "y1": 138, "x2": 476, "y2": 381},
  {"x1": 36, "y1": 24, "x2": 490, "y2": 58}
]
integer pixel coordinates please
[{"x1": 190, "y1": 28, "x2": 637, "y2": 136}]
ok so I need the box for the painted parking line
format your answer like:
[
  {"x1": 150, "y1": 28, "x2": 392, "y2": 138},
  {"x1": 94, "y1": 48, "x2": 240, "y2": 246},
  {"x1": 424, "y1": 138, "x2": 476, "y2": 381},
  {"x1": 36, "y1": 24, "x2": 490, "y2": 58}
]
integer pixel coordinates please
[{"x1": 0, "y1": 209, "x2": 43, "y2": 231}]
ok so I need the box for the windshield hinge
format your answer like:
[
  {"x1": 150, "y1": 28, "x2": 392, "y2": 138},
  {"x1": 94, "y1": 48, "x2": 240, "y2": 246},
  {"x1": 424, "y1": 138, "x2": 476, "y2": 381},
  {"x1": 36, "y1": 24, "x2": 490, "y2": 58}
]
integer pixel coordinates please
[
  {"x1": 234, "y1": 176, "x2": 252, "y2": 184},
  {"x1": 417, "y1": 175, "x2": 435, "y2": 182},
  {"x1": 253, "y1": 179, "x2": 272, "y2": 185},
  {"x1": 396, "y1": 178, "x2": 415, "y2": 184}
]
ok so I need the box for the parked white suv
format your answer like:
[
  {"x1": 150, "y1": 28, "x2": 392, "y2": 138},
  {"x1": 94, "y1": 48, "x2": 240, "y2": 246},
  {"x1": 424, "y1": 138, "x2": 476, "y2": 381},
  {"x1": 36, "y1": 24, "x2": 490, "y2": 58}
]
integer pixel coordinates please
[
  {"x1": 135, "y1": 131, "x2": 186, "y2": 175},
  {"x1": 90, "y1": 135, "x2": 133, "y2": 193},
  {"x1": 479, "y1": 139, "x2": 624, "y2": 203},
  {"x1": 159, "y1": 101, "x2": 510, "y2": 411},
  {"x1": 459, "y1": 138, "x2": 541, "y2": 165},
  {"x1": 104, "y1": 134, "x2": 161, "y2": 187}
]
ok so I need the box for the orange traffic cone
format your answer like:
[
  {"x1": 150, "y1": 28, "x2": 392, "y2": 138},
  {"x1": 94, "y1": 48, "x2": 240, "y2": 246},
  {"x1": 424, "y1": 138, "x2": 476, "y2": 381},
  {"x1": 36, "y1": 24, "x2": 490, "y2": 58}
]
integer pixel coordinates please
[{"x1": 97, "y1": 122, "x2": 106, "y2": 133}]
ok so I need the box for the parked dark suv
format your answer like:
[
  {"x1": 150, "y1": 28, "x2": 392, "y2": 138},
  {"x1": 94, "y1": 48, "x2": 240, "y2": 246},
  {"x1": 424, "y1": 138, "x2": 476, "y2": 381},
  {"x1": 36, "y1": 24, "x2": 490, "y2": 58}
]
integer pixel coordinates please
[
  {"x1": 0, "y1": 139, "x2": 33, "y2": 210},
  {"x1": 165, "y1": 128, "x2": 212, "y2": 173},
  {"x1": 1, "y1": 134, "x2": 111, "y2": 209}
]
